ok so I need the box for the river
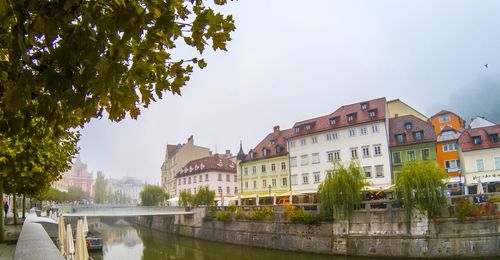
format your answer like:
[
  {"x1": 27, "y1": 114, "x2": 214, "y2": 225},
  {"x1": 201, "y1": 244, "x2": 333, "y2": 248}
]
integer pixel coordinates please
[{"x1": 88, "y1": 218, "x2": 392, "y2": 260}]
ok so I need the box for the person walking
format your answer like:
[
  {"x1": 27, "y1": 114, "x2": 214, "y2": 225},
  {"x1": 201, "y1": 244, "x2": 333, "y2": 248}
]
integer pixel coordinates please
[{"x1": 3, "y1": 198, "x2": 8, "y2": 218}]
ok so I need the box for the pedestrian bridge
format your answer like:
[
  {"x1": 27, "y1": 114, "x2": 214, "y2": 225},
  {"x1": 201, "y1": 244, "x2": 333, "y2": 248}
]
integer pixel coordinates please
[{"x1": 58, "y1": 205, "x2": 193, "y2": 217}]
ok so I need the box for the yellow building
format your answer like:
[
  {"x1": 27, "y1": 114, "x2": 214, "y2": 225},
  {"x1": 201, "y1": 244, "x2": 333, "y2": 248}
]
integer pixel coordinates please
[
  {"x1": 237, "y1": 126, "x2": 292, "y2": 205},
  {"x1": 387, "y1": 99, "x2": 428, "y2": 121}
]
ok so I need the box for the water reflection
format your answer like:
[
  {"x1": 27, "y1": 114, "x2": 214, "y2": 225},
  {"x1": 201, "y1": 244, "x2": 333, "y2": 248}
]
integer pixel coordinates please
[{"x1": 91, "y1": 219, "x2": 390, "y2": 260}]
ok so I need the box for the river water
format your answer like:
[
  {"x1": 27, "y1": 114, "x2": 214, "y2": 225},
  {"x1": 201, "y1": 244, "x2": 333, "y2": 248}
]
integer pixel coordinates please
[{"x1": 88, "y1": 219, "x2": 394, "y2": 260}]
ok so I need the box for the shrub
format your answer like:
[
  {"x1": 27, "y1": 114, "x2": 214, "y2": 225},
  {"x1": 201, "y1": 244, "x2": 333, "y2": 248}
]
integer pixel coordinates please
[
  {"x1": 303, "y1": 213, "x2": 320, "y2": 225},
  {"x1": 235, "y1": 210, "x2": 244, "y2": 220},
  {"x1": 228, "y1": 204, "x2": 237, "y2": 213},
  {"x1": 203, "y1": 211, "x2": 216, "y2": 221},
  {"x1": 455, "y1": 199, "x2": 478, "y2": 222},
  {"x1": 286, "y1": 205, "x2": 305, "y2": 223},
  {"x1": 216, "y1": 211, "x2": 232, "y2": 222},
  {"x1": 247, "y1": 207, "x2": 273, "y2": 221}
]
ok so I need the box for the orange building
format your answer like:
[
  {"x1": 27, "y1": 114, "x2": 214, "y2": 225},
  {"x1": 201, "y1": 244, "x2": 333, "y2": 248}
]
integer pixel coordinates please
[{"x1": 430, "y1": 110, "x2": 465, "y2": 182}]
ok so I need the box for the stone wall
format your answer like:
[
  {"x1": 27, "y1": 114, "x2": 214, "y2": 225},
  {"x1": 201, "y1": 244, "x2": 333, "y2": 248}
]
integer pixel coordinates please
[{"x1": 131, "y1": 207, "x2": 500, "y2": 258}]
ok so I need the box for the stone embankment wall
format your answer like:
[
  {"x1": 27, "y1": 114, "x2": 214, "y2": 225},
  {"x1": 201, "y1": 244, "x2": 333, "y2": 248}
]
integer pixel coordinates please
[{"x1": 132, "y1": 207, "x2": 499, "y2": 258}]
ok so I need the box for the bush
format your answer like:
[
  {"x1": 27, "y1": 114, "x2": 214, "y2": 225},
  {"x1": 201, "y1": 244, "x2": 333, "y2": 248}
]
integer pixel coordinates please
[
  {"x1": 216, "y1": 211, "x2": 232, "y2": 222},
  {"x1": 455, "y1": 199, "x2": 478, "y2": 222},
  {"x1": 247, "y1": 207, "x2": 273, "y2": 221},
  {"x1": 235, "y1": 210, "x2": 244, "y2": 220},
  {"x1": 303, "y1": 213, "x2": 320, "y2": 225},
  {"x1": 203, "y1": 211, "x2": 216, "y2": 221},
  {"x1": 286, "y1": 205, "x2": 320, "y2": 225},
  {"x1": 227, "y1": 204, "x2": 237, "y2": 213}
]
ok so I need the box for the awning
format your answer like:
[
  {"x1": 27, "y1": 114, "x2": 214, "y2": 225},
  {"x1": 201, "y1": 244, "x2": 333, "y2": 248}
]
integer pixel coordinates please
[
  {"x1": 362, "y1": 184, "x2": 395, "y2": 192},
  {"x1": 167, "y1": 197, "x2": 179, "y2": 202},
  {"x1": 482, "y1": 176, "x2": 500, "y2": 183}
]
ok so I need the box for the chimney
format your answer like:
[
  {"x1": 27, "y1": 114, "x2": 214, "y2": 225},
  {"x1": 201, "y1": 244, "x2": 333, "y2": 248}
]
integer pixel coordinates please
[
  {"x1": 209, "y1": 151, "x2": 213, "y2": 155},
  {"x1": 225, "y1": 150, "x2": 231, "y2": 155},
  {"x1": 273, "y1": 125, "x2": 280, "y2": 135},
  {"x1": 187, "y1": 135, "x2": 194, "y2": 144}
]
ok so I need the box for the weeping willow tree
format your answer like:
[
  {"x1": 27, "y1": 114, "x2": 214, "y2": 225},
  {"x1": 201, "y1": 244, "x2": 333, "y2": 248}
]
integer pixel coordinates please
[
  {"x1": 317, "y1": 160, "x2": 366, "y2": 220},
  {"x1": 396, "y1": 161, "x2": 447, "y2": 219}
]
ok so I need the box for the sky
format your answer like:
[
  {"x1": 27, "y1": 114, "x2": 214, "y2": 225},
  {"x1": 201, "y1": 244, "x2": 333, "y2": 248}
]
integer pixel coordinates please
[{"x1": 77, "y1": 0, "x2": 500, "y2": 184}]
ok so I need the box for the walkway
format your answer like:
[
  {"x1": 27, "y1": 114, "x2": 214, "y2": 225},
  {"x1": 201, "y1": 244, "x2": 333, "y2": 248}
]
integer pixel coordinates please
[{"x1": 60, "y1": 205, "x2": 193, "y2": 217}]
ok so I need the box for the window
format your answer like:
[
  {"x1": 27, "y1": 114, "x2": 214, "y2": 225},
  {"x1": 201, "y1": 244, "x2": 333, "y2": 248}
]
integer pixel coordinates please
[
  {"x1": 271, "y1": 163, "x2": 276, "y2": 171},
  {"x1": 312, "y1": 153, "x2": 320, "y2": 164},
  {"x1": 334, "y1": 151, "x2": 341, "y2": 161},
  {"x1": 262, "y1": 165, "x2": 266, "y2": 173},
  {"x1": 495, "y1": 157, "x2": 500, "y2": 170},
  {"x1": 300, "y1": 139, "x2": 306, "y2": 146},
  {"x1": 363, "y1": 166, "x2": 372, "y2": 178},
  {"x1": 282, "y1": 178, "x2": 288, "y2": 186},
  {"x1": 281, "y1": 162, "x2": 286, "y2": 170},
  {"x1": 295, "y1": 127, "x2": 300, "y2": 133},
  {"x1": 368, "y1": 109, "x2": 377, "y2": 118},
  {"x1": 396, "y1": 134, "x2": 406, "y2": 143},
  {"x1": 188, "y1": 177, "x2": 191, "y2": 184},
  {"x1": 276, "y1": 145, "x2": 283, "y2": 154},
  {"x1": 313, "y1": 172, "x2": 321, "y2": 183},
  {"x1": 407, "y1": 151, "x2": 416, "y2": 161},
  {"x1": 305, "y1": 124, "x2": 311, "y2": 131},
  {"x1": 302, "y1": 173, "x2": 309, "y2": 184},
  {"x1": 291, "y1": 175, "x2": 298, "y2": 185},
  {"x1": 422, "y1": 149, "x2": 430, "y2": 160},
  {"x1": 290, "y1": 141, "x2": 296, "y2": 148},
  {"x1": 393, "y1": 152, "x2": 401, "y2": 165},
  {"x1": 193, "y1": 176, "x2": 197, "y2": 183},
  {"x1": 372, "y1": 124, "x2": 379, "y2": 133},
  {"x1": 326, "y1": 132, "x2": 338, "y2": 141},
  {"x1": 330, "y1": 117, "x2": 339, "y2": 125},
  {"x1": 262, "y1": 179, "x2": 267, "y2": 188},
  {"x1": 442, "y1": 143, "x2": 458, "y2": 152},
  {"x1": 311, "y1": 136, "x2": 318, "y2": 144},
  {"x1": 290, "y1": 157, "x2": 297, "y2": 167},
  {"x1": 272, "y1": 178, "x2": 276, "y2": 187},
  {"x1": 301, "y1": 155, "x2": 309, "y2": 165},
  {"x1": 205, "y1": 174, "x2": 209, "y2": 181},
  {"x1": 362, "y1": 146, "x2": 370, "y2": 158},
  {"x1": 445, "y1": 160, "x2": 459, "y2": 170},
  {"x1": 244, "y1": 167, "x2": 248, "y2": 175},
  {"x1": 361, "y1": 102, "x2": 368, "y2": 110},
  {"x1": 218, "y1": 186, "x2": 223, "y2": 194},
  {"x1": 226, "y1": 174, "x2": 230, "y2": 182},
  {"x1": 234, "y1": 175, "x2": 237, "y2": 182},
  {"x1": 252, "y1": 166, "x2": 256, "y2": 174},
  {"x1": 374, "y1": 145, "x2": 382, "y2": 156},
  {"x1": 472, "y1": 136, "x2": 482, "y2": 145},
  {"x1": 178, "y1": 179, "x2": 181, "y2": 185},
  {"x1": 439, "y1": 115, "x2": 451, "y2": 123},
  {"x1": 183, "y1": 178, "x2": 186, "y2": 185},
  {"x1": 347, "y1": 113, "x2": 356, "y2": 122},
  {"x1": 245, "y1": 182, "x2": 248, "y2": 189},
  {"x1": 249, "y1": 151, "x2": 254, "y2": 159},
  {"x1": 218, "y1": 174, "x2": 222, "y2": 181},
  {"x1": 253, "y1": 181, "x2": 257, "y2": 189},
  {"x1": 350, "y1": 148, "x2": 358, "y2": 159},
  {"x1": 414, "y1": 131, "x2": 423, "y2": 141},
  {"x1": 349, "y1": 129, "x2": 356, "y2": 137},
  {"x1": 235, "y1": 187, "x2": 238, "y2": 194},
  {"x1": 194, "y1": 187, "x2": 196, "y2": 193},
  {"x1": 404, "y1": 123, "x2": 412, "y2": 130},
  {"x1": 327, "y1": 151, "x2": 334, "y2": 162},
  {"x1": 490, "y1": 134, "x2": 499, "y2": 142},
  {"x1": 360, "y1": 127, "x2": 368, "y2": 135},
  {"x1": 476, "y1": 159, "x2": 484, "y2": 172},
  {"x1": 263, "y1": 148, "x2": 268, "y2": 157},
  {"x1": 375, "y1": 165, "x2": 384, "y2": 177},
  {"x1": 199, "y1": 175, "x2": 203, "y2": 182},
  {"x1": 227, "y1": 186, "x2": 230, "y2": 194}
]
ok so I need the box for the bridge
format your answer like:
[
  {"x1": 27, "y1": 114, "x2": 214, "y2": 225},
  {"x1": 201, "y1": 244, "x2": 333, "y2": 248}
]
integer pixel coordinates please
[{"x1": 57, "y1": 205, "x2": 193, "y2": 217}]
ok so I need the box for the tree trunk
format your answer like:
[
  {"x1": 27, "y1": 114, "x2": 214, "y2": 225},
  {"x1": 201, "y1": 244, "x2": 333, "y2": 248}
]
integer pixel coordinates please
[
  {"x1": 22, "y1": 194, "x2": 26, "y2": 218},
  {"x1": 12, "y1": 193, "x2": 17, "y2": 225},
  {"x1": 0, "y1": 176, "x2": 5, "y2": 242}
]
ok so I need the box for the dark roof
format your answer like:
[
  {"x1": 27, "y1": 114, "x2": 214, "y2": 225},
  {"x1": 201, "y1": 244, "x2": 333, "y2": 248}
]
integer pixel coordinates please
[
  {"x1": 176, "y1": 155, "x2": 236, "y2": 178},
  {"x1": 458, "y1": 125, "x2": 500, "y2": 152},
  {"x1": 167, "y1": 144, "x2": 178, "y2": 157},
  {"x1": 241, "y1": 126, "x2": 292, "y2": 162},
  {"x1": 290, "y1": 97, "x2": 387, "y2": 138},
  {"x1": 389, "y1": 115, "x2": 436, "y2": 147},
  {"x1": 430, "y1": 110, "x2": 464, "y2": 122}
]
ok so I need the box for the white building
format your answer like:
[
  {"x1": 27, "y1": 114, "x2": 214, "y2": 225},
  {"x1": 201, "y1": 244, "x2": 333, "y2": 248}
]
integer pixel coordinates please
[
  {"x1": 176, "y1": 154, "x2": 238, "y2": 200},
  {"x1": 107, "y1": 177, "x2": 145, "y2": 204},
  {"x1": 287, "y1": 97, "x2": 392, "y2": 194}
]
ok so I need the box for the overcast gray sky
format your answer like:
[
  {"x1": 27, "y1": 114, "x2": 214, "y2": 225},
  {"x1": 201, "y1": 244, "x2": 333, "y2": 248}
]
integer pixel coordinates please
[{"x1": 77, "y1": 0, "x2": 500, "y2": 184}]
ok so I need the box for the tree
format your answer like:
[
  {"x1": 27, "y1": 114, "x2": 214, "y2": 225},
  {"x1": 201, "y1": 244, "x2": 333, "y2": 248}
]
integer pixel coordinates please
[
  {"x1": 192, "y1": 186, "x2": 215, "y2": 206},
  {"x1": 140, "y1": 185, "x2": 167, "y2": 206},
  {"x1": 395, "y1": 160, "x2": 447, "y2": 218},
  {"x1": 317, "y1": 161, "x2": 366, "y2": 220},
  {"x1": 66, "y1": 186, "x2": 88, "y2": 202},
  {"x1": 179, "y1": 190, "x2": 193, "y2": 207},
  {"x1": 93, "y1": 171, "x2": 107, "y2": 204}
]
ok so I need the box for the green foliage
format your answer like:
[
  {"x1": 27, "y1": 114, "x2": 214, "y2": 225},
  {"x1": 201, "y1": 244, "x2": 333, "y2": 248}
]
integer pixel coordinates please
[
  {"x1": 202, "y1": 210, "x2": 216, "y2": 221},
  {"x1": 216, "y1": 211, "x2": 232, "y2": 222},
  {"x1": 140, "y1": 185, "x2": 167, "y2": 206},
  {"x1": 235, "y1": 209, "x2": 244, "y2": 220},
  {"x1": 192, "y1": 186, "x2": 215, "y2": 206},
  {"x1": 93, "y1": 171, "x2": 107, "y2": 204},
  {"x1": 284, "y1": 205, "x2": 320, "y2": 225},
  {"x1": 179, "y1": 190, "x2": 193, "y2": 207},
  {"x1": 227, "y1": 204, "x2": 237, "y2": 213},
  {"x1": 66, "y1": 186, "x2": 88, "y2": 202},
  {"x1": 246, "y1": 207, "x2": 273, "y2": 221},
  {"x1": 455, "y1": 199, "x2": 478, "y2": 222},
  {"x1": 396, "y1": 161, "x2": 447, "y2": 218},
  {"x1": 317, "y1": 160, "x2": 366, "y2": 220}
]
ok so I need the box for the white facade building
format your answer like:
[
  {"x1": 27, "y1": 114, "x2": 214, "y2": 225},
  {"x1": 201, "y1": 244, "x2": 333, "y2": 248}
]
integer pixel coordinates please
[{"x1": 288, "y1": 98, "x2": 392, "y2": 193}]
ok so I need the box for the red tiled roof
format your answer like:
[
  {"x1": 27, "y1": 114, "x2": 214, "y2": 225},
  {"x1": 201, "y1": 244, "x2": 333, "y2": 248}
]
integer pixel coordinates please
[
  {"x1": 430, "y1": 110, "x2": 464, "y2": 121},
  {"x1": 290, "y1": 97, "x2": 387, "y2": 138},
  {"x1": 176, "y1": 155, "x2": 236, "y2": 177},
  {"x1": 389, "y1": 115, "x2": 436, "y2": 147},
  {"x1": 241, "y1": 126, "x2": 293, "y2": 162},
  {"x1": 458, "y1": 125, "x2": 500, "y2": 152}
]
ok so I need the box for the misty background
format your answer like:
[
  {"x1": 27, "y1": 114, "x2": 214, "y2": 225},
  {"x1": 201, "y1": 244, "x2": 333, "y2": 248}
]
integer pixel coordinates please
[{"x1": 77, "y1": 0, "x2": 500, "y2": 184}]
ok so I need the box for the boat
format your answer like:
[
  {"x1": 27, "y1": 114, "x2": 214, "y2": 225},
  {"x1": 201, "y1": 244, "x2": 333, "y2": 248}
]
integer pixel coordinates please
[{"x1": 85, "y1": 230, "x2": 103, "y2": 251}]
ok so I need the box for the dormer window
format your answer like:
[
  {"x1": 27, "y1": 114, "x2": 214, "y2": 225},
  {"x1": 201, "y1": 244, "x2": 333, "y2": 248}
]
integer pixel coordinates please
[
  {"x1": 360, "y1": 102, "x2": 368, "y2": 110},
  {"x1": 262, "y1": 148, "x2": 268, "y2": 157},
  {"x1": 489, "y1": 133, "x2": 499, "y2": 143},
  {"x1": 294, "y1": 127, "x2": 300, "y2": 133},
  {"x1": 404, "y1": 123, "x2": 412, "y2": 130},
  {"x1": 413, "y1": 131, "x2": 423, "y2": 141},
  {"x1": 472, "y1": 136, "x2": 482, "y2": 145},
  {"x1": 347, "y1": 113, "x2": 356, "y2": 122},
  {"x1": 396, "y1": 134, "x2": 406, "y2": 143},
  {"x1": 330, "y1": 117, "x2": 339, "y2": 126},
  {"x1": 249, "y1": 150, "x2": 255, "y2": 159},
  {"x1": 305, "y1": 124, "x2": 311, "y2": 131},
  {"x1": 368, "y1": 109, "x2": 377, "y2": 118},
  {"x1": 271, "y1": 139, "x2": 276, "y2": 145},
  {"x1": 276, "y1": 145, "x2": 282, "y2": 154}
]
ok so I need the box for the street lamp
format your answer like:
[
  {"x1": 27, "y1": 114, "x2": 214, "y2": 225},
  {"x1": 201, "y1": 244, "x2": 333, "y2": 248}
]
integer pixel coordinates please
[{"x1": 268, "y1": 185, "x2": 271, "y2": 205}]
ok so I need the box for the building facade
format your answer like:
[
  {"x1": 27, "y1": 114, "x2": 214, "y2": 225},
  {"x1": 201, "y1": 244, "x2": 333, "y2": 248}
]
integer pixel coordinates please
[
  {"x1": 238, "y1": 126, "x2": 292, "y2": 198},
  {"x1": 176, "y1": 154, "x2": 238, "y2": 199},
  {"x1": 107, "y1": 176, "x2": 145, "y2": 204},
  {"x1": 56, "y1": 156, "x2": 94, "y2": 195},
  {"x1": 458, "y1": 125, "x2": 500, "y2": 194},
  {"x1": 387, "y1": 99, "x2": 428, "y2": 121},
  {"x1": 288, "y1": 98, "x2": 392, "y2": 193},
  {"x1": 161, "y1": 136, "x2": 210, "y2": 198},
  {"x1": 389, "y1": 115, "x2": 437, "y2": 176}
]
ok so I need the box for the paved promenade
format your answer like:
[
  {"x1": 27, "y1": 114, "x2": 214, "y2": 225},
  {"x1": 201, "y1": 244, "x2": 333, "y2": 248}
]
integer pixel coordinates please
[{"x1": 0, "y1": 217, "x2": 24, "y2": 260}]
